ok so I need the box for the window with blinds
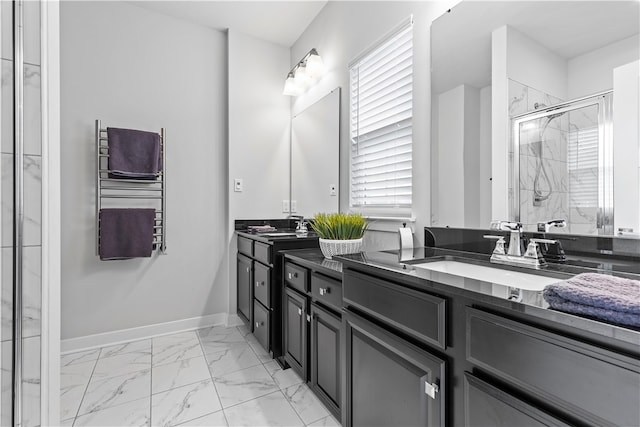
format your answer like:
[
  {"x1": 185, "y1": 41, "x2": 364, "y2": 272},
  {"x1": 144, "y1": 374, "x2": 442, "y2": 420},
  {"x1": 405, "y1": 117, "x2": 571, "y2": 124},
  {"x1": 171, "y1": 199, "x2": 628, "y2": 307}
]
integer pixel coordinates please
[
  {"x1": 568, "y1": 124, "x2": 600, "y2": 209},
  {"x1": 349, "y1": 20, "x2": 413, "y2": 210}
]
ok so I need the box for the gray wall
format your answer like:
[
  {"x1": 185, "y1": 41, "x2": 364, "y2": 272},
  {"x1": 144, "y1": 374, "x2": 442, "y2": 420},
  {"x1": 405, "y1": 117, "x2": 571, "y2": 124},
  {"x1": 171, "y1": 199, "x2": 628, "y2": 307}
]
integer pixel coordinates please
[
  {"x1": 226, "y1": 30, "x2": 291, "y2": 319},
  {"x1": 60, "y1": 1, "x2": 227, "y2": 340},
  {"x1": 290, "y1": 1, "x2": 454, "y2": 249}
]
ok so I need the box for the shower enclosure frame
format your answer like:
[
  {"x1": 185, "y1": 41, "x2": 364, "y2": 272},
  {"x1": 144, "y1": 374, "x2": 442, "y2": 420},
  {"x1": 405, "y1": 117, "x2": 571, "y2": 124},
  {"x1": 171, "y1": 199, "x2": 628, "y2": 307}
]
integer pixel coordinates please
[
  {"x1": 1, "y1": 1, "x2": 61, "y2": 425},
  {"x1": 510, "y1": 91, "x2": 614, "y2": 235}
]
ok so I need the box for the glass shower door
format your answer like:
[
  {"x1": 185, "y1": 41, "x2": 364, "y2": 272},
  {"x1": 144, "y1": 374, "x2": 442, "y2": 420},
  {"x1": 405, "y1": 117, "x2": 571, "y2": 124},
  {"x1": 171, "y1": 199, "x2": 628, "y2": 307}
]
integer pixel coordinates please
[
  {"x1": 1, "y1": 1, "x2": 43, "y2": 426},
  {"x1": 512, "y1": 92, "x2": 613, "y2": 235}
]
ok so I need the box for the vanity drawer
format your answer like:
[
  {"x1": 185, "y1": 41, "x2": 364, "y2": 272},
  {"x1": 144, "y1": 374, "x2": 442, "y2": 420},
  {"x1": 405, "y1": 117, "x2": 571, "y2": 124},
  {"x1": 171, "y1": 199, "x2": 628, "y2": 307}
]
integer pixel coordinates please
[
  {"x1": 343, "y1": 269, "x2": 446, "y2": 350},
  {"x1": 464, "y1": 373, "x2": 571, "y2": 427},
  {"x1": 311, "y1": 273, "x2": 342, "y2": 312},
  {"x1": 254, "y1": 242, "x2": 271, "y2": 265},
  {"x1": 237, "y1": 235, "x2": 253, "y2": 256},
  {"x1": 254, "y1": 262, "x2": 270, "y2": 308},
  {"x1": 285, "y1": 262, "x2": 308, "y2": 293},
  {"x1": 253, "y1": 300, "x2": 270, "y2": 353},
  {"x1": 466, "y1": 308, "x2": 640, "y2": 427}
]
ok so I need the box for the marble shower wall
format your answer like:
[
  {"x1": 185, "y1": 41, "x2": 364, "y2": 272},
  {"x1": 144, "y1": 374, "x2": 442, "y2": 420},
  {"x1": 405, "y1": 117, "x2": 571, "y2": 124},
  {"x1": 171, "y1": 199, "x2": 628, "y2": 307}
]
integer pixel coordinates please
[
  {"x1": 1, "y1": 1, "x2": 42, "y2": 426},
  {"x1": 509, "y1": 78, "x2": 571, "y2": 233}
]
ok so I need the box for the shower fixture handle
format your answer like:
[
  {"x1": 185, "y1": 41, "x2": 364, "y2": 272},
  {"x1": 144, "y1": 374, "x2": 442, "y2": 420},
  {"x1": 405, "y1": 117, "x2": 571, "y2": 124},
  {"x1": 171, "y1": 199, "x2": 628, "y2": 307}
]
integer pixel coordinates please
[{"x1": 537, "y1": 219, "x2": 566, "y2": 233}]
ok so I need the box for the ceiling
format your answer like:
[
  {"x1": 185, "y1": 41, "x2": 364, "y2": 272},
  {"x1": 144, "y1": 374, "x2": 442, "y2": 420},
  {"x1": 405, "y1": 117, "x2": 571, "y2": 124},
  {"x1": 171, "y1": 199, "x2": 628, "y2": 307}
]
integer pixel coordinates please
[
  {"x1": 431, "y1": 1, "x2": 640, "y2": 94},
  {"x1": 131, "y1": 0, "x2": 327, "y2": 47}
]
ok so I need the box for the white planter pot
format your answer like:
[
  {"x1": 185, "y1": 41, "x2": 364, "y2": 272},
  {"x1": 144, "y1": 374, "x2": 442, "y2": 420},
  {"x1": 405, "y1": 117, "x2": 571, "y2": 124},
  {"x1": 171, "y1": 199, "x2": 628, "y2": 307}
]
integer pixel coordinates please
[{"x1": 318, "y1": 238, "x2": 363, "y2": 259}]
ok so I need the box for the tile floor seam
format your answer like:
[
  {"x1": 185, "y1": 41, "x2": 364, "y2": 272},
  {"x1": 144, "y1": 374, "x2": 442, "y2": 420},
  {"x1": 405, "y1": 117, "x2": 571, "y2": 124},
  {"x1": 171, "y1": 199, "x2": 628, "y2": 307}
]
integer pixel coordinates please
[
  {"x1": 153, "y1": 351, "x2": 206, "y2": 368},
  {"x1": 70, "y1": 347, "x2": 101, "y2": 423},
  {"x1": 75, "y1": 371, "x2": 153, "y2": 419},
  {"x1": 196, "y1": 331, "x2": 225, "y2": 418}
]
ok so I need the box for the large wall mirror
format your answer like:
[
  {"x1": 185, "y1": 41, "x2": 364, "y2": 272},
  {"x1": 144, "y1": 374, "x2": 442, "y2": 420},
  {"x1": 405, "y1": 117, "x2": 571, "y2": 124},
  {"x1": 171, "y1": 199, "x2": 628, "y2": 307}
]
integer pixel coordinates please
[
  {"x1": 291, "y1": 88, "x2": 340, "y2": 218},
  {"x1": 431, "y1": 0, "x2": 639, "y2": 237}
]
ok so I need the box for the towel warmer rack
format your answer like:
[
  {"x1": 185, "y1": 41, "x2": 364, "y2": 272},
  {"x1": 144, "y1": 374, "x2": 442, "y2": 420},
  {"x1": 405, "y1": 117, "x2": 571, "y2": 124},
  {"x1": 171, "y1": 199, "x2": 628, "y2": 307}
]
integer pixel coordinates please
[{"x1": 95, "y1": 119, "x2": 167, "y2": 255}]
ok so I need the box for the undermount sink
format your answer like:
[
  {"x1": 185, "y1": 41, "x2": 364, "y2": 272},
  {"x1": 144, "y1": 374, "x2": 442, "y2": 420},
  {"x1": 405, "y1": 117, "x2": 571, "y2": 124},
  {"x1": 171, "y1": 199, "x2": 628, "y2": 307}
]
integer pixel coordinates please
[{"x1": 412, "y1": 260, "x2": 562, "y2": 291}]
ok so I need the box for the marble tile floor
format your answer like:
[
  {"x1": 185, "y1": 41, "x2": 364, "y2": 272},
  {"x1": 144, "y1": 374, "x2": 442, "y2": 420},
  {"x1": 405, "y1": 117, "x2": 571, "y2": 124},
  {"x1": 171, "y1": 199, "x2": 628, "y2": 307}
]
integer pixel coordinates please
[{"x1": 60, "y1": 325, "x2": 341, "y2": 427}]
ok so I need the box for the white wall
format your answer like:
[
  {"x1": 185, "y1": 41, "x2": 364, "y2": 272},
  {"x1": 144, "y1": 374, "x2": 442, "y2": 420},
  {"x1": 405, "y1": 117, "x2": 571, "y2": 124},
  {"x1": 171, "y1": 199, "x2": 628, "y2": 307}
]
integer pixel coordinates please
[
  {"x1": 227, "y1": 30, "x2": 291, "y2": 319},
  {"x1": 60, "y1": 2, "x2": 228, "y2": 341},
  {"x1": 479, "y1": 85, "x2": 492, "y2": 227},
  {"x1": 568, "y1": 35, "x2": 639, "y2": 99},
  {"x1": 491, "y1": 26, "x2": 510, "y2": 221},
  {"x1": 436, "y1": 86, "x2": 466, "y2": 227},
  {"x1": 506, "y1": 26, "x2": 567, "y2": 101},
  {"x1": 613, "y1": 60, "x2": 640, "y2": 234},
  {"x1": 290, "y1": 1, "x2": 451, "y2": 248}
]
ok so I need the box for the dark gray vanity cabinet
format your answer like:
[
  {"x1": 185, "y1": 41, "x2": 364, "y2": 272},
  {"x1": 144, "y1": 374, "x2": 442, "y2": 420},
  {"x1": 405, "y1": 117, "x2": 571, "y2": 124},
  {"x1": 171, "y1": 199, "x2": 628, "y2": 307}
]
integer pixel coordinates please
[
  {"x1": 284, "y1": 287, "x2": 308, "y2": 375},
  {"x1": 341, "y1": 259, "x2": 640, "y2": 427},
  {"x1": 343, "y1": 310, "x2": 446, "y2": 427},
  {"x1": 236, "y1": 252, "x2": 253, "y2": 327},
  {"x1": 310, "y1": 302, "x2": 341, "y2": 415},
  {"x1": 236, "y1": 231, "x2": 318, "y2": 361},
  {"x1": 342, "y1": 269, "x2": 447, "y2": 427},
  {"x1": 464, "y1": 373, "x2": 571, "y2": 427},
  {"x1": 283, "y1": 257, "x2": 342, "y2": 420},
  {"x1": 466, "y1": 308, "x2": 640, "y2": 427}
]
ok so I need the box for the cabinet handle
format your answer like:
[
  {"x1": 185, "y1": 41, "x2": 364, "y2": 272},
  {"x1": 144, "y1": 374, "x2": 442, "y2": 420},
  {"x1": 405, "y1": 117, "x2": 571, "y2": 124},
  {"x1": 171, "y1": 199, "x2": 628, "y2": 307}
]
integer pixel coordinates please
[
  {"x1": 319, "y1": 287, "x2": 330, "y2": 296},
  {"x1": 297, "y1": 308, "x2": 302, "y2": 316},
  {"x1": 421, "y1": 375, "x2": 439, "y2": 399},
  {"x1": 306, "y1": 314, "x2": 311, "y2": 323},
  {"x1": 255, "y1": 321, "x2": 264, "y2": 328},
  {"x1": 246, "y1": 267, "x2": 250, "y2": 273},
  {"x1": 256, "y1": 281, "x2": 264, "y2": 287},
  {"x1": 287, "y1": 272, "x2": 298, "y2": 280}
]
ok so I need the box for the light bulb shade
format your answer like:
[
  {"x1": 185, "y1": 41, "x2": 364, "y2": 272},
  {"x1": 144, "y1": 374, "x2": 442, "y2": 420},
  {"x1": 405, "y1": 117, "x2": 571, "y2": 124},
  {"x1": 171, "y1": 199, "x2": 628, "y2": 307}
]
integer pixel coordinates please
[
  {"x1": 294, "y1": 65, "x2": 312, "y2": 91},
  {"x1": 305, "y1": 52, "x2": 325, "y2": 78},
  {"x1": 283, "y1": 75, "x2": 300, "y2": 96}
]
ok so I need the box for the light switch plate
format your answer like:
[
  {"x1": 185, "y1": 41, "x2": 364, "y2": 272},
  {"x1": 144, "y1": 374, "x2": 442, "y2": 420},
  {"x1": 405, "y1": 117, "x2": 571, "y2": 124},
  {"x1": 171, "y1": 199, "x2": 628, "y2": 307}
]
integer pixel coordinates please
[
  {"x1": 329, "y1": 184, "x2": 337, "y2": 196},
  {"x1": 291, "y1": 200, "x2": 297, "y2": 212},
  {"x1": 234, "y1": 178, "x2": 243, "y2": 192},
  {"x1": 282, "y1": 200, "x2": 290, "y2": 213}
]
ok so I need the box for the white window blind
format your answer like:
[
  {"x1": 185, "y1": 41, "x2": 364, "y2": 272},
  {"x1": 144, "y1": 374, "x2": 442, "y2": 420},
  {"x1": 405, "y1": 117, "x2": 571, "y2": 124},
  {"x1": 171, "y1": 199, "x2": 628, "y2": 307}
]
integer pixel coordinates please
[
  {"x1": 568, "y1": 125, "x2": 599, "y2": 208},
  {"x1": 350, "y1": 21, "x2": 413, "y2": 209}
]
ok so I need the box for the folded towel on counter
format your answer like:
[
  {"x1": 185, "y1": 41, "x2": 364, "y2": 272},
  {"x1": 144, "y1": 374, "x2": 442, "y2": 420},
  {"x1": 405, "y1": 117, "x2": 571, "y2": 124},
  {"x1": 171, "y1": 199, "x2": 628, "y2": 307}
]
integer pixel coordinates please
[
  {"x1": 107, "y1": 127, "x2": 162, "y2": 179},
  {"x1": 248, "y1": 225, "x2": 277, "y2": 232},
  {"x1": 99, "y1": 208, "x2": 156, "y2": 260},
  {"x1": 543, "y1": 273, "x2": 640, "y2": 327}
]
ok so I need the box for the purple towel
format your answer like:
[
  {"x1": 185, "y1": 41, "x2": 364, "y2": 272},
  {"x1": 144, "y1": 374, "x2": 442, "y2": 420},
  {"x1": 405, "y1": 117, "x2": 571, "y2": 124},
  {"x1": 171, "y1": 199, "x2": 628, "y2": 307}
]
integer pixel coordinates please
[
  {"x1": 543, "y1": 273, "x2": 640, "y2": 327},
  {"x1": 99, "y1": 208, "x2": 156, "y2": 260},
  {"x1": 107, "y1": 127, "x2": 162, "y2": 179}
]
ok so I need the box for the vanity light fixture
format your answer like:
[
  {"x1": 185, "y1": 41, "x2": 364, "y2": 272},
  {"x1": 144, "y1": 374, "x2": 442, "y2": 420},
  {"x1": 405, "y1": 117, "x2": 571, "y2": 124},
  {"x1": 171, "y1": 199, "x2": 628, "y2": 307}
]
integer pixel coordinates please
[{"x1": 283, "y1": 48, "x2": 325, "y2": 96}]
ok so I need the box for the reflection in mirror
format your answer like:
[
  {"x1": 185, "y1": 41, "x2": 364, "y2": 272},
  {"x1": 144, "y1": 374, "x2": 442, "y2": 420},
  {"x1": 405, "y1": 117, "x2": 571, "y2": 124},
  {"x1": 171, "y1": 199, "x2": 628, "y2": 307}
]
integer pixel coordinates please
[
  {"x1": 291, "y1": 88, "x2": 340, "y2": 218},
  {"x1": 430, "y1": 0, "x2": 639, "y2": 237},
  {"x1": 513, "y1": 92, "x2": 613, "y2": 235}
]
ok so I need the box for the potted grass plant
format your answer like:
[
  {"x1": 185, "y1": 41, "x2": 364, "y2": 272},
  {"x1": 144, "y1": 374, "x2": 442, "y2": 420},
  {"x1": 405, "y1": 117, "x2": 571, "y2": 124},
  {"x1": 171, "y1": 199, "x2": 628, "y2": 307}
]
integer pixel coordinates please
[{"x1": 311, "y1": 213, "x2": 368, "y2": 259}]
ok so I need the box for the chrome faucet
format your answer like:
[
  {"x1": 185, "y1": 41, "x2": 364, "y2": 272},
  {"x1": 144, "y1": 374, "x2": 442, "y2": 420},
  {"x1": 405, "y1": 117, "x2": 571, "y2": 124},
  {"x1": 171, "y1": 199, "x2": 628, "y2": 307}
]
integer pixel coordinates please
[
  {"x1": 485, "y1": 221, "x2": 561, "y2": 269},
  {"x1": 490, "y1": 221, "x2": 524, "y2": 256}
]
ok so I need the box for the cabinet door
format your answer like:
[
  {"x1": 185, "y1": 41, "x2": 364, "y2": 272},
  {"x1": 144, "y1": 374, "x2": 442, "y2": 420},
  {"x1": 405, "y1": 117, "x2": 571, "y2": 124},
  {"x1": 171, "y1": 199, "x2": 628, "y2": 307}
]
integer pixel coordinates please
[
  {"x1": 237, "y1": 254, "x2": 253, "y2": 329},
  {"x1": 253, "y1": 299, "x2": 270, "y2": 353},
  {"x1": 254, "y1": 262, "x2": 270, "y2": 308},
  {"x1": 284, "y1": 288, "x2": 308, "y2": 379},
  {"x1": 464, "y1": 373, "x2": 571, "y2": 427},
  {"x1": 343, "y1": 310, "x2": 446, "y2": 427},
  {"x1": 310, "y1": 303, "x2": 341, "y2": 419}
]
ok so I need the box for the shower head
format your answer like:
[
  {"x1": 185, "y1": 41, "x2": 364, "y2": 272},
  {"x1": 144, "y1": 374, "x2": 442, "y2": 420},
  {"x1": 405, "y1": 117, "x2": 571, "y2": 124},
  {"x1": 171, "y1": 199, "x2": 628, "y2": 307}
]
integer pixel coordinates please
[{"x1": 534, "y1": 102, "x2": 565, "y2": 121}]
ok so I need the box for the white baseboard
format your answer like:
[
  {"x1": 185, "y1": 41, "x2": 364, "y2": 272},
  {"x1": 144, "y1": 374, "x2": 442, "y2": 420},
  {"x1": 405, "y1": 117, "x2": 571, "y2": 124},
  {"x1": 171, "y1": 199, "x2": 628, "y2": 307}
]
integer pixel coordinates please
[{"x1": 61, "y1": 312, "x2": 231, "y2": 354}]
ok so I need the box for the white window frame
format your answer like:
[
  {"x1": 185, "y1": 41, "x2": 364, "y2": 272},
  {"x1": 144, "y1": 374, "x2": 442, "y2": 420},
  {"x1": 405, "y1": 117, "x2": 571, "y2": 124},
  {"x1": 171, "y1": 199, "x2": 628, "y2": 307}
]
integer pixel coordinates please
[{"x1": 349, "y1": 17, "x2": 414, "y2": 218}]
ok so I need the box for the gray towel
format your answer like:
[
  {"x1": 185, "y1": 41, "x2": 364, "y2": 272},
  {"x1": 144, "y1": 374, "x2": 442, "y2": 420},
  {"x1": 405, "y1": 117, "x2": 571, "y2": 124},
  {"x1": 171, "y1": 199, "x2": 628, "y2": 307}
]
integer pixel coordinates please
[
  {"x1": 543, "y1": 273, "x2": 640, "y2": 327},
  {"x1": 99, "y1": 208, "x2": 156, "y2": 260},
  {"x1": 107, "y1": 127, "x2": 162, "y2": 179}
]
